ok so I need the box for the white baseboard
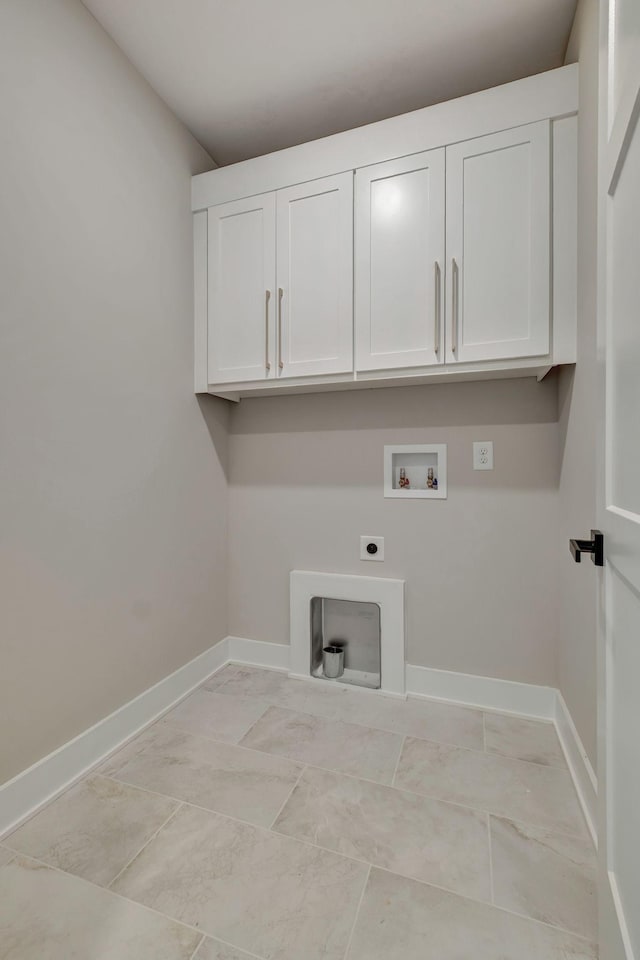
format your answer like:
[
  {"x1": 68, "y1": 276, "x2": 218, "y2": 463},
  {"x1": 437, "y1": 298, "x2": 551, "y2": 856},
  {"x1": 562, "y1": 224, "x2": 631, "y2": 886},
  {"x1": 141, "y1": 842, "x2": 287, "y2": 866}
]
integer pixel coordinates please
[
  {"x1": 405, "y1": 663, "x2": 557, "y2": 719},
  {"x1": 228, "y1": 639, "x2": 597, "y2": 846},
  {"x1": 606, "y1": 870, "x2": 636, "y2": 960},
  {"x1": 226, "y1": 640, "x2": 555, "y2": 719},
  {"x1": 0, "y1": 638, "x2": 229, "y2": 839},
  {"x1": 2, "y1": 634, "x2": 598, "y2": 855},
  {"x1": 554, "y1": 691, "x2": 598, "y2": 846},
  {"x1": 227, "y1": 636, "x2": 290, "y2": 671}
]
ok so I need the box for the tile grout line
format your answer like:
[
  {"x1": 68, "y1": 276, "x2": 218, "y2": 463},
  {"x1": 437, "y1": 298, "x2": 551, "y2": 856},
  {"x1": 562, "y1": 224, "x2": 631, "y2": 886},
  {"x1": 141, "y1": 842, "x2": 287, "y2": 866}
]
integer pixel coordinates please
[
  {"x1": 187, "y1": 934, "x2": 206, "y2": 960},
  {"x1": 193, "y1": 933, "x2": 267, "y2": 960},
  {"x1": 159, "y1": 681, "x2": 269, "y2": 742},
  {"x1": 107, "y1": 801, "x2": 185, "y2": 889},
  {"x1": 204, "y1": 664, "x2": 238, "y2": 687},
  {"x1": 14, "y1": 846, "x2": 270, "y2": 960},
  {"x1": 231, "y1": 701, "x2": 272, "y2": 745},
  {"x1": 216, "y1": 687, "x2": 565, "y2": 769},
  {"x1": 370, "y1": 863, "x2": 597, "y2": 945},
  {"x1": 482, "y1": 712, "x2": 487, "y2": 752},
  {"x1": 164, "y1": 709, "x2": 570, "y2": 785},
  {"x1": 2, "y1": 660, "x2": 556, "y2": 848},
  {"x1": 267, "y1": 764, "x2": 307, "y2": 831},
  {"x1": 5, "y1": 659, "x2": 555, "y2": 850},
  {"x1": 13, "y1": 839, "x2": 595, "y2": 950},
  {"x1": 148, "y1": 717, "x2": 405, "y2": 793},
  {"x1": 216, "y1": 687, "x2": 487, "y2": 754},
  {"x1": 3, "y1": 691, "x2": 585, "y2": 859},
  {"x1": 90, "y1": 780, "x2": 502, "y2": 922},
  {"x1": 99, "y1": 741, "x2": 590, "y2": 844},
  {"x1": 0, "y1": 848, "x2": 16, "y2": 868},
  {"x1": 390, "y1": 735, "x2": 406, "y2": 788},
  {"x1": 342, "y1": 863, "x2": 371, "y2": 960},
  {"x1": 4, "y1": 666, "x2": 588, "y2": 948},
  {"x1": 95, "y1": 777, "x2": 376, "y2": 874},
  {"x1": 4, "y1": 712, "x2": 595, "y2": 951},
  {"x1": 160, "y1": 716, "x2": 401, "y2": 786},
  {"x1": 225, "y1": 662, "x2": 558, "y2": 730},
  {"x1": 99, "y1": 759, "x2": 486, "y2": 825},
  {"x1": 0, "y1": 767, "x2": 104, "y2": 847},
  {"x1": 241, "y1": 701, "x2": 418, "y2": 747},
  {"x1": 160, "y1": 690, "x2": 571, "y2": 792},
  {"x1": 91, "y1": 774, "x2": 592, "y2": 943},
  {"x1": 0, "y1": 664, "x2": 237, "y2": 847},
  {"x1": 8, "y1": 850, "x2": 210, "y2": 939},
  {"x1": 114, "y1": 667, "x2": 595, "y2": 947},
  {"x1": 161, "y1": 713, "x2": 267, "y2": 746}
]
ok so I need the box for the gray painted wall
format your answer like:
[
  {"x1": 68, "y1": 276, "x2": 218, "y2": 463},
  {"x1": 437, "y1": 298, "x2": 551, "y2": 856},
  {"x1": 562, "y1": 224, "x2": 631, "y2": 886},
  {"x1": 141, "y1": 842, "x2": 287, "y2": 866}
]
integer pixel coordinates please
[
  {"x1": 0, "y1": 0, "x2": 226, "y2": 784},
  {"x1": 229, "y1": 378, "x2": 561, "y2": 687},
  {"x1": 0, "y1": 0, "x2": 597, "y2": 788}
]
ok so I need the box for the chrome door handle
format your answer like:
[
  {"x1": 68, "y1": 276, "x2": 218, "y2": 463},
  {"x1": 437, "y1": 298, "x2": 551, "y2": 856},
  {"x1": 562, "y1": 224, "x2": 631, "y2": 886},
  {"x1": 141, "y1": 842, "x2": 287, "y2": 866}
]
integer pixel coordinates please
[
  {"x1": 434, "y1": 261, "x2": 441, "y2": 356},
  {"x1": 451, "y1": 258, "x2": 459, "y2": 355},
  {"x1": 265, "y1": 289, "x2": 271, "y2": 372},
  {"x1": 278, "y1": 287, "x2": 284, "y2": 371}
]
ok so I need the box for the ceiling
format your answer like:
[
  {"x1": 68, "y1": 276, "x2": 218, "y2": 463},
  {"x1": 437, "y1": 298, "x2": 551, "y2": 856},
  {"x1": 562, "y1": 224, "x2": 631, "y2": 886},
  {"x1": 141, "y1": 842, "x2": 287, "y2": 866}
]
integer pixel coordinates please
[{"x1": 82, "y1": 0, "x2": 578, "y2": 166}]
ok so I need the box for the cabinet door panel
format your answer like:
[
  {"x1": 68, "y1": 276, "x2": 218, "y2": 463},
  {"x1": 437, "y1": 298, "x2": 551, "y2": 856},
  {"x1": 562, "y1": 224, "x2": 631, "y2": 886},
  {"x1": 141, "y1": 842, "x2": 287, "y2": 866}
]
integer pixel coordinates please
[
  {"x1": 276, "y1": 173, "x2": 353, "y2": 377},
  {"x1": 208, "y1": 193, "x2": 275, "y2": 383},
  {"x1": 356, "y1": 149, "x2": 445, "y2": 370},
  {"x1": 446, "y1": 122, "x2": 550, "y2": 363}
]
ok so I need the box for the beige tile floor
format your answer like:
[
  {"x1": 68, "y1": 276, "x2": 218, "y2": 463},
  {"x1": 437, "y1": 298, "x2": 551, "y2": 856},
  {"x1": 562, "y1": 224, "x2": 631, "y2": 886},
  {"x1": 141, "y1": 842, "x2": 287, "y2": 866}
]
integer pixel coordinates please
[{"x1": 0, "y1": 664, "x2": 598, "y2": 960}]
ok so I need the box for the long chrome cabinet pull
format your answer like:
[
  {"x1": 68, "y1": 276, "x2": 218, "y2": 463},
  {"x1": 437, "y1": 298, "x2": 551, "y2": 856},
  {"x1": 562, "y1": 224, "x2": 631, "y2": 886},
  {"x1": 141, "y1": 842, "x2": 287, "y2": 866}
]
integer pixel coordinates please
[
  {"x1": 278, "y1": 287, "x2": 284, "y2": 370},
  {"x1": 265, "y1": 289, "x2": 271, "y2": 372},
  {"x1": 434, "y1": 261, "x2": 441, "y2": 355},
  {"x1": 451, "y1": 258, "x2": 459, "y2": 356}
]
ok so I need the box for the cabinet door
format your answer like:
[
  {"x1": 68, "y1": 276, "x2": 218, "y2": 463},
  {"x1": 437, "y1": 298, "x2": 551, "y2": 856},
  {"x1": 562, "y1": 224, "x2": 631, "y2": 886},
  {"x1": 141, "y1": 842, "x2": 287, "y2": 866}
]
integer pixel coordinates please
[
  {"x1": 276, "y1": 173, "x2": 353, "y2": 378},
  {"x1": 208, "y1": 193, "x2": 276, "y2": 383},
  {"x1": 355, "y1": 149, "x2": 445, "y2": 371},
  {"x1": 446, "y1": 121, "x2": 550, "y2": 363}
]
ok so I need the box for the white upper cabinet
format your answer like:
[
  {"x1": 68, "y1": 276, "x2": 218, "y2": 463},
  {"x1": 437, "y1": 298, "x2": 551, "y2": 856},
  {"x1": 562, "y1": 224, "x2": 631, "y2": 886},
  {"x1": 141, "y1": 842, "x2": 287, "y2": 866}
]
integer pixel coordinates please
[
  {"x1": 194, "y1": 67, "x2": 578, "y2": 397},
  {"x1": 445, "y1": 121, "x2": 551, "y2": 363},
  {"x1": 355, "y1": 150, "x2": 445, "y2": 371},
  {"x1": 206, "y1": 174, "x2": 353, "y2": 385},
  {"x1": 276, "y1": 173, "x2": 353, "y2": 378},
  {"x1": 207, "y1": 193, "x2": 276, "y2": 384}
]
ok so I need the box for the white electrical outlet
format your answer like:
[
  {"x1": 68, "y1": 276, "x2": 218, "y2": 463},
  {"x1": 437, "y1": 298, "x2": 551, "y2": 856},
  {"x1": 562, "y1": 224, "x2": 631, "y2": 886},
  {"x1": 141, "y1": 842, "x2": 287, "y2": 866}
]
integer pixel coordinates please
[
  {"x1": 473, "y1": 441, "x2": 494, "y2": 470},
  {"x1": 360, "y1": 535, "x2": 384, "y2": 561}
]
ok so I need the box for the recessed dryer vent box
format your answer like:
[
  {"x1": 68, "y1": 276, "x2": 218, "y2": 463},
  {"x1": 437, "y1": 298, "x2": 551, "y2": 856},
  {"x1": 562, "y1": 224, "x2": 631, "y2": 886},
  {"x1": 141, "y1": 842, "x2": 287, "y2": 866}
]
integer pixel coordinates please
[
  {"x1": 310, "y1": 596, "x2": 381, "y2": 689},
  {"x1": 383, "y1": 444, "x2": 447, "y2": 499}
]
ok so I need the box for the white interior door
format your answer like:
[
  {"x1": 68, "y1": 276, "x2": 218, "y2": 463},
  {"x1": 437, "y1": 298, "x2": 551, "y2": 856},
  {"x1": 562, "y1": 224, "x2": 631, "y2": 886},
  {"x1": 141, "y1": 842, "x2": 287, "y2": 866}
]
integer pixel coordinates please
[
  {"x1": 208, "y1": 193, "x2": 276, "y2": 384},
  {"x1": 597, "y1": 0, "x2": 640, "y2": 956},
  {"x1": 276, "y1": 173, "x2": 353, "y2": 378},
  {"x1": 446, "y1": 122, "x2": 551, "y2": 363},
  {"x1": 355, "y1": 149, "x2": 445, "y2": 371}
]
